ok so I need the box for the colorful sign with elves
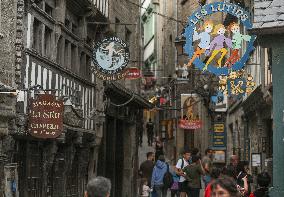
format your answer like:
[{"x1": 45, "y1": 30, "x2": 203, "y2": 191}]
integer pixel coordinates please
[{"x1": 184, "y1": 2, "x2": 256, "y2": 76}]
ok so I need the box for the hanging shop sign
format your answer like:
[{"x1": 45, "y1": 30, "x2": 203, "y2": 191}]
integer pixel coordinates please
[
  {"x1": 125, "y1": 67, "x2": 141, "y2": 79},
  {"x1": 179, "y1": 94, "x2": 202, "y2": 130},
  {"x1": 178, "y1": 119, "x2": 202, "y2": 130},
  {"x1": 215, "y1": 71, "x2": 256, "y2": 98},
  {"x1": 28, "y1": 94, "x2": 64, "y2": 139},
  {"x1": 183, "y1": 2, "x2": 256, "y2": 76},
  {"x1": 213, "y1": 123, "x2": 226, "y2": 148},
  {"x1": 92, "y1": 36, "x2": 130, "y2": 80}
]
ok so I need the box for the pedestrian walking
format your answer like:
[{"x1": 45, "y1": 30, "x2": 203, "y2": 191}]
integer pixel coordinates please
[
  {"x1": 151, "y1": 155, "x2": 168, "y2": 197},
  {"x1": 139, "y1": 152, "x2": 155, "y2": 186},
  {"x1": 175, "y1": 148, "x2": 191, "y2": 197},
  {"x1": 155, "y1": 137, "x2": 164, "y2": 162},
  {"x1": 84, "y1": 176, "x2": 111, "y2": 197},
  {"x1": 202, "y1": 148, "x2": 214, "y2": 187},
  {"x1": 138, "y1": 122, "x2": 143, "y2": 147},
  {"x1": 183, "y1": 155, "x2": 205, "y2": 197},
  {"x1": 249, "y1": 172, "x2": 270, "y2": 197},
  {"x1": 146, "y1": 119, "x2": 154, "y2": 146}
]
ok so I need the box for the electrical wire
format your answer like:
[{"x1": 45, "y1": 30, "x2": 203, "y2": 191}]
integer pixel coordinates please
[{"x1": 125, "y1": 0, "x2": 186, "y2": 24}]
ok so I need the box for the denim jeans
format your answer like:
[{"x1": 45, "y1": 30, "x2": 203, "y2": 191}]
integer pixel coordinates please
[{"x1": 153, "y1": 185, "x2": 167, "y2": 197}]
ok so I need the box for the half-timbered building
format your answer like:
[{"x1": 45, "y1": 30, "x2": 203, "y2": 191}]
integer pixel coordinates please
[{"x1": 13, "y1": 0, "x2": 109, "y2": 196}]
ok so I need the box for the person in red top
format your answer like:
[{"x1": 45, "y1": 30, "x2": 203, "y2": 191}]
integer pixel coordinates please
[{"x1": 204, "y1": 167, "x2": 221, "y2": 197}]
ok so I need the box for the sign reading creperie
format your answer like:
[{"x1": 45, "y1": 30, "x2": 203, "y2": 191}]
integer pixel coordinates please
[{"x1": 28, "y1": 94, "x2": 64, "y2": 138}]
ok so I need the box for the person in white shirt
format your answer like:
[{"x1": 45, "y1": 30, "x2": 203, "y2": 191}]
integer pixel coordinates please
[
  {"x1": 140, "y1": 178, "x2": 151, "y2": 197},
  {"x1": 175, "y1": 148, "x2": 191, "y2": 197}
]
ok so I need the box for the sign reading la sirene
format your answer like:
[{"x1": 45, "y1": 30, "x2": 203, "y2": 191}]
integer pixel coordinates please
[
  {"x1": 184, "y1": 2, "x2": 256, "y2": 76},
  {"x1": 92, "y1": 37, "x2": 130, "y2": 81},
  {"x1": 28, "y1": 94, "x2": 64, "y2": 139}
]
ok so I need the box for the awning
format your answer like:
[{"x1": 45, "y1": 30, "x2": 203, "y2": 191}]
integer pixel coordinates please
[{"x1": 105, "y1": 82, "x2": 153, "y2": 109}]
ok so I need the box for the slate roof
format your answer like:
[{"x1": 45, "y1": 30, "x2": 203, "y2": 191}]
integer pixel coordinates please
[{"x1": 253, "y1": 0, "x2": 284, "y2": 31}]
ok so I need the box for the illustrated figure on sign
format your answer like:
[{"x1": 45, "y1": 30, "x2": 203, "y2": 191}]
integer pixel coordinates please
[
  {"x1": 204, "y1": 24, "x2": 232, "y2": 70},
  {"x1": 225, "y1": 22, "x2": 251, "y2": 67},
  {"x1": 101, "y1": 42, "x2": 124, "y2": 68},
  {"x1": 187, "y1": 21, "x2": 214, "y2": 67},
  {"x1": 184, "y1": 97, "x2": 196, "y2": 120},
  {"x1": 218, "y1": 75, "x2": 228, "y2": 96},
  {"x1": 181, "y1": 64, "x2": 189, "y2": 78}
]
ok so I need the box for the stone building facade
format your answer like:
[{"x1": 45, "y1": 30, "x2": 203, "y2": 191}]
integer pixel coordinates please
[
  {"x1": 0, "y1": 0, "x2": 18, "y2": 195},
  {"x1": 0, "y1": 0, "x2": 109, "y2": 196},
  {"x1": 225, "y1": 0, "x2": 273, "y2": 180},
  {"x1": 95, "y1": 1, "x2": 152, "y2": 197}
]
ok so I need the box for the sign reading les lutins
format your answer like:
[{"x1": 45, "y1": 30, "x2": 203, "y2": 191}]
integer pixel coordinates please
[
  {"x1": 28, "y1": 94, "x2": 64, "y2": 139},
  {"x1": 184, "y1": 2, "x2": 256, "y2": 76}
]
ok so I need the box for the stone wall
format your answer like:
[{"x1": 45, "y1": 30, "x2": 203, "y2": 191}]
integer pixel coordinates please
[{"x1": 0, "y1": 0, "x2": 17, "y2": 194}]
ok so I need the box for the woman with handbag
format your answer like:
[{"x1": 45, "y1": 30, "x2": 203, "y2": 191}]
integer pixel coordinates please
[{"x1": 170, "y1": 165, "x2": 180, "y2": 197}]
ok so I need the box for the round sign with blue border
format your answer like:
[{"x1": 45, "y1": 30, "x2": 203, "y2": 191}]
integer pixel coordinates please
[
  {"x1": 184, "y1": 2, "x2": 256, "y2": 76},
  {"x1": 92, "y1": 37, "x2": 130, "y2": 80}
]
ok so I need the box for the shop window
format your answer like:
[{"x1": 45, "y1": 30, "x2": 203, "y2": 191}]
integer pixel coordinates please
[
  {"x1": 115, "y1": 18, "x2": 120, "y2": 35},
  {"x1": 65, "y1": 40, "x2": 70, "y2": 68},
  {"x1": 33, "y1": 18, "x2": 42, "y2": 54},
  {"x1": 27, "y1": 142, "x2": 42, "y2": 197},
  {"x1": 72, "y1": 23, "x2": 78, "y2": 35},
  {"x1": 71, "y1": 44, "x2": 77, "y2": 72},
  {"x1": 125, "y1": 28, "x2": 131, "y2": 45},
  {"x1": 44, "y1": 26, "x2": 52, "y2": 58},
  {"x1": 66, "y1": 153, "x2": 79, "y2": 196},
  {"x1": 65, "y1": 18, "x2": 71, "y2": 29},
  {"x1": 34, "y1": 0, "x2": 43, "y2": 9},
  {"x1": 45, "y1": 3, "x2": 53, "y2": 16},
  {"x1": 56, "y1": 36, "x2": 64, "y2": 65},
  {"x1": 80, "y1": 52, "x2": 86, "y2": 76},
  {"x1": 86, "y1": 55, "x2": 91, "y2": 79}
]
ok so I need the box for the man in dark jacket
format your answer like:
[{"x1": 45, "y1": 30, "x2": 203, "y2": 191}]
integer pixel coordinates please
[
  {"x1": 151, "y1": 155, "x2": 168, "y2": 197},
  {"x1": 146, "y1": 119, "x2": 154, "y2": 146},
  {"x1": 139, "y1": 152, "x2": 155, "y2": 186}
]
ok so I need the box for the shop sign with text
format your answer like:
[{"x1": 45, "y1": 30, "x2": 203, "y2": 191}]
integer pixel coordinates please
[
  {"x1": 213, "y1": 123, "x2": 226, "y2": 148},
  {"x1": 125, "y1": 67, "x2": 141, "y2": 79},
  {"x1": 178, "y1": 119, "x2": 202, "y2": 130},
  {"x1": 28, "y1": 94, "x2": 64, "y2": 138}
]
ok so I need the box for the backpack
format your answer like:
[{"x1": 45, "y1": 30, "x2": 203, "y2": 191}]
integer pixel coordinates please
[
  {"x1": 163, "y1": 164, "x2": 173, "y2": 188},
  {"x1": 176, "y1": 158, "x2": 185, "y2": 178}
]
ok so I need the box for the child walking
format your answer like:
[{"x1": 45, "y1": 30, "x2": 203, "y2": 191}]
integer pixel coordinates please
[{"x1": 141, "y1": 178, "x2": 151, "y2": 197}]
